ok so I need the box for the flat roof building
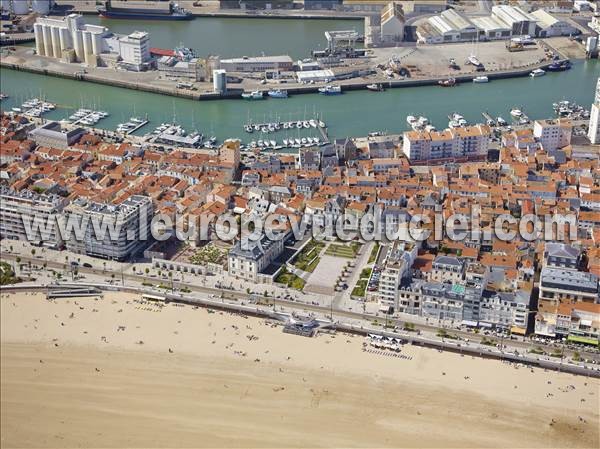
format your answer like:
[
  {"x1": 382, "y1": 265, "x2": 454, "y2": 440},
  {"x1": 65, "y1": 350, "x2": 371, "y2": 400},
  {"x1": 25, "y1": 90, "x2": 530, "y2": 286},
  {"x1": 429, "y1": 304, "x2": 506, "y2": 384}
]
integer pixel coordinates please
[
  {"x1": 28, "y1": 121, "x2": 85, "y2": 149},
  {"x1": 219, "y1": 55, "x2": 293, "y2": 73}
]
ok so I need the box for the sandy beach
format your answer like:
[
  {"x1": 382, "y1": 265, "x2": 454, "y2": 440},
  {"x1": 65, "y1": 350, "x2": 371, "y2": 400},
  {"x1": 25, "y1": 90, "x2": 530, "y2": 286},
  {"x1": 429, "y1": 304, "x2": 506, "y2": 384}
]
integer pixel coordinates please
[{"x1": 1, "y1": 290, "x2": 598, "y2": 448}]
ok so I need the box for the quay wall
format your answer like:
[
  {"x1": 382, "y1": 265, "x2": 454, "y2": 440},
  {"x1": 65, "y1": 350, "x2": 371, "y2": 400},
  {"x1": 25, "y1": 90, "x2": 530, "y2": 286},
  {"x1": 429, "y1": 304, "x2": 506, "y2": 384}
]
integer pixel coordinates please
[
  {"x1": 0, "y1": 56, "x2": 568, "y2": 101},
  {"x1": 1, "y1": 282, "x2": 599, "y2": 379}
]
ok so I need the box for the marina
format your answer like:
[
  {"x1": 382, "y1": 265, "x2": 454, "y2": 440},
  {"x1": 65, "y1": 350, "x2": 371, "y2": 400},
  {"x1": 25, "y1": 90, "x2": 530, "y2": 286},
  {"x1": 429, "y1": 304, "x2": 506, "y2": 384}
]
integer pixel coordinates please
[{"x1": 0, "y1": 59, "x2": 598, "y2": 142}]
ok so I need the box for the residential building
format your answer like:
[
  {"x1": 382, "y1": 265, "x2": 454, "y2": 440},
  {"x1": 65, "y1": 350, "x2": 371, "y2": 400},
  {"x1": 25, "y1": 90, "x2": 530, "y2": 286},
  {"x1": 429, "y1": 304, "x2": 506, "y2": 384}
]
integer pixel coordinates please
[
  {"x1": 402, "y1": 124, "x2": 491, "y2": 163},
  {"x1": 420, "y1": 282, "x2": 468, "y2": 322},
  {"x1": 555, "y1": 302, "x2": 600, "y2": 345},
  {"x1": 228, "y1": 235, "x2": 285, "y2": 282},
  {"x1": 64, "y1": 195, "x2": 153, "y2": 261},
  {"x1": 430, "y1": 255, "x2": 465, "y2": 283},
  {"x1": 478, "y1": 290, "x2": 531, "y2": 331},
  {"x1": 543, "y1": 243, "x2": 582, "y2": 270},
  {"x1": 533, "y1": 119, "x2": 572, "y2": 152},
  {"x1": 536, "y1": 267, "x2": 599, "y2": 336},
  {"x1": 0, "y1": 186, "x2": 67, "y2": 249},
  {"x1": 588, "y1": 77, "x2": 600, "y2": 144},
  {"x1": 28, "y1": 121, "x2": 85, "y2": 150}
]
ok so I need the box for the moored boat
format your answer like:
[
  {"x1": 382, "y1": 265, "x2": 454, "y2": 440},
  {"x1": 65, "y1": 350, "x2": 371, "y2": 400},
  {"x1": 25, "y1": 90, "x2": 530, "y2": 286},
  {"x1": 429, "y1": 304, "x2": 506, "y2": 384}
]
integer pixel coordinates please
[
  {"x1": 318, "y1": 85, "x2": 342, "y2": 95},
  {"x1": 241, "y1": 90, "x2": 264, "y2": 100},
  {"x1": 530, "y1": 69, "x2": 545, "y2": 78},
  {"x1": 267, "y1": 89, "x2": 288, "y2": 98},
  {"x1": 473, "y1": 76, "x2": 489, "y2": 83},
  {"x1": 438, "y1": 78, "x2": 456, "y2": 87},
  {"x1": 366, "y1": 83, "x2": 384, "y2": 92}
]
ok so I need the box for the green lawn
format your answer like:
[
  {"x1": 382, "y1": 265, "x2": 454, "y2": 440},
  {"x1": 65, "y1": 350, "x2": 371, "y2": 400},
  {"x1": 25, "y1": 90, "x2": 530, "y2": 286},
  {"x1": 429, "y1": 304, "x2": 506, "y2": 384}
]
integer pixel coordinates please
[
  {"x1": 275, "y1": 267, "x2": 306, "y2": 290},
  {"x1": 351, "y1": 267, "x2": 372, "y2": 298},
  {"x1": 325, "y1": 243, "x2": 359, "y2": 258},
  {"x1": 293, "y1": 239, "x2": 325, "y2": 272},
  {"x1": 351, "y1": 279, "x2": 368, "y2": 297},
  {"x1": 368, "y1": 242, "x2": 380, "y2": 264}
]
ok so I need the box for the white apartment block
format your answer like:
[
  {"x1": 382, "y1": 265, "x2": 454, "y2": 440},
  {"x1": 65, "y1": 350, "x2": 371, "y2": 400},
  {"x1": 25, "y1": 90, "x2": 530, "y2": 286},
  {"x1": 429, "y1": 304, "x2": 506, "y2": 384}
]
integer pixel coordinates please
[
  {"x1": 0, "y1": 186, "x2": 67, "y2": 249},
  {"x1": 588, "y1": 77, "x2": 600, "y2": 144},
  {"x1": 402, "y1": 124, "x2": 491, "y2": 163},
  {"x1": 64, "y1": 195, "x2": 153, "y2": 261},
  {"x1": 533, "y1": 118, "x2": 572, "y2": 152}
]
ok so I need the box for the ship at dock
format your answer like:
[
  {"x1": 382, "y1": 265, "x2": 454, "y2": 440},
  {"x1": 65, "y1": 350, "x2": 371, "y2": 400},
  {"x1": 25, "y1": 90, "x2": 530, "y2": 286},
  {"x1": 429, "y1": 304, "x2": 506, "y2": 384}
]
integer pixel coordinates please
[{"x1": 97, "y1": 1, "x2": 193, "y2": 20}]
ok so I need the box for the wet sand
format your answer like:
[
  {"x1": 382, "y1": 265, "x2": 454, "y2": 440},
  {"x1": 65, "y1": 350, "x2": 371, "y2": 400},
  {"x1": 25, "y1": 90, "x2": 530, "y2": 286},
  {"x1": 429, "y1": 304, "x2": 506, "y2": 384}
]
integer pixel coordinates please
[{"x1": 1, "y1": 291, "x2": 598, "y2": 448}]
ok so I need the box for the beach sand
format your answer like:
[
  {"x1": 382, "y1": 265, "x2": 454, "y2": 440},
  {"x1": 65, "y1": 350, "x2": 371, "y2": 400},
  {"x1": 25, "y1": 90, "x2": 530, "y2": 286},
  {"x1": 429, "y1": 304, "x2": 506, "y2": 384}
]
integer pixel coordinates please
[{"x1": 1, "y1": 291, "x2": 598, "y2": 448}]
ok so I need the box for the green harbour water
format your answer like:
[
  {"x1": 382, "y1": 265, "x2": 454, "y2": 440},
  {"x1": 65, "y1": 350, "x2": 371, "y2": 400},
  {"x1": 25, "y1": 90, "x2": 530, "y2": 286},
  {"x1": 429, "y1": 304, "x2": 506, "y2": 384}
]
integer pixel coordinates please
[
  {"x1": 85, "y1": 15, "x2": 364, "y2": 59},
  {"x1": 0, "y1": 15, "x2": 598, "y2": 143}
]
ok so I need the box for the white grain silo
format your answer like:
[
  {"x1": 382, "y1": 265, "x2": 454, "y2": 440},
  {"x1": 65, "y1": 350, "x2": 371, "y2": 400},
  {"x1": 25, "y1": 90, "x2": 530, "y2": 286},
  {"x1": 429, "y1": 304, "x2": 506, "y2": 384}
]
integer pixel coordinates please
[
  {"x1": 33, "y1": 22, "x2": 45, "y2": 55},
  {"x1": 213, "y1": 69, "x2": 227, "y2": 94},
  {"x1": 31, "y1": 0, "x2": 50, "y2": 15},
  {"x1": 82, "y1": 30, "x2": 92, "y2": 57},
  {"x1": 91, "y1": 31, "x2": 102, "y2": 55},
  {"x1": 58, "y1": 26, "x2": 70, "y2": 52},
  {"x1": 51, "y1": 26, "x2": 61, "y2": 57},
  {"x1": 72, "y1": 29, "x2": 83, "y2": 61},
  {"x1": 42, "y1": 24, "x2": 53, "y2": 57},
  {"x1": 11, "y1": 0, "x2": 30, "y2": 15}
]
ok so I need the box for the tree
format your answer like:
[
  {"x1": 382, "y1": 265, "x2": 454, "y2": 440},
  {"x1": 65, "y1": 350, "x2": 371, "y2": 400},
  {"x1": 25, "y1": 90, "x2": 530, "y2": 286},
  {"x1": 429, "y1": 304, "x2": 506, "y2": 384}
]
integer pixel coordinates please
[
  {"x1": 16, "y1": 257, "x2": 21, "y2": 264},
  {"x1": 145, "y1": 268, "x2": 150, "y2": 275},
  {"x1": 31, "y1": 249, "x2": 36, "y2": 257}
]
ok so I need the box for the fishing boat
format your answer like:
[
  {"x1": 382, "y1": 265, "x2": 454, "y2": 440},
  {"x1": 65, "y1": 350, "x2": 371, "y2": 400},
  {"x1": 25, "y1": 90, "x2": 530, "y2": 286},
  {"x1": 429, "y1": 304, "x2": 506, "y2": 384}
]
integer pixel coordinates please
[
  {"x1": 318, "y1": 85, "x2": 342, "y2": 95},
  {"x1": 497, "y1": 117, "x2": 507, "y2": 126},
  {"x1": 438, "y1": 78, "x2": 456, "y2": 87},
  {"x1": 366, "y1": 83, "x2": 384, "y2": 92},
  {"x1": 406, "y1": 115, "x2": 418, "y2": 126},
  {"x1": 529, "y1": 69, "x2": 545, "y2": 78},
  {"x1": 267, "y1": 89, "x2": 288, "y2": 98},
  {"x1": 473, "y1": 76, "x2": 489, "y2": 83},
  {"x1": 241, "y1": 90, "x2": 264, "y2": 100},
  {"x1": 547, "y1": 60, "x2": 571, "y2": 72}
]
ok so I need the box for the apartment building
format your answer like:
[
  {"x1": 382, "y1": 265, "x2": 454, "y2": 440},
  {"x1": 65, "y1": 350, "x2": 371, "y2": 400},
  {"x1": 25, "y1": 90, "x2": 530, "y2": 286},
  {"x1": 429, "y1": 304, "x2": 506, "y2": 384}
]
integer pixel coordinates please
[
  {"x1": 64, "y1": 195, "x2": 153, "y2": 261},
  {"x1": 533, "y1": 119, "x2": 572, "y2": 152},
  {"x1": 478, "y1": 290, "x2": 531, "y2": 331},
  {"x1": 536, "y1": 267, "x2": 599, "y2": 336},
  {"x1": 402, "y1": 124, "x2": 491, "y2": 164},
  {"x1": 0, "y1": 186, "x2": 67, "y2": 249},
  {"x1": 543, "y1": 242, "x2": 582, "y2": 270},
  {"x1": 429, "y1": 255, "x2": 465, "y2": 283},
  {"x1": 555, "y1": 302, "x2": 600, "y2": 345},
  {"x1": 228, "y1": 235, "x2": 285, "y2": 283}
]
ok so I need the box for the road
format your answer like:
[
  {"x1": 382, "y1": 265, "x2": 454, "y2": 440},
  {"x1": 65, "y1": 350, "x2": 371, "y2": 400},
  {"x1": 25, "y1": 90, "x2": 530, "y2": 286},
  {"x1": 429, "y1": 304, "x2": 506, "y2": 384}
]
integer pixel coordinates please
[{"x1": 3, "y1": 251, "x2": 598, "y2": 364}]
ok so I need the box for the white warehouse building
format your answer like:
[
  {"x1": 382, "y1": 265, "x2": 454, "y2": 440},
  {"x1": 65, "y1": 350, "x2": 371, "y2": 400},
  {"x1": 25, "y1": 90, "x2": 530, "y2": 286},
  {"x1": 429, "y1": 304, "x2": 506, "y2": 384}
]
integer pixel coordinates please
[
  {"x1": 491, "y1": 5, "x2": 538, "y2": 37},
  {"x1": 530, "y1": 9, "x2": 579, "y2": 37}
]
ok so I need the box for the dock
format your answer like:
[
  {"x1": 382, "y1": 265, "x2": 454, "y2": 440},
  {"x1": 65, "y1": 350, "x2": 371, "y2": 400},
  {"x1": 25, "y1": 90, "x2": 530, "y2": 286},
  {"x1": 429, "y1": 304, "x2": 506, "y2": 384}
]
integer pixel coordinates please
[{"x1": 123, "y1": 119, "x2": 149, "y2": 135}]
